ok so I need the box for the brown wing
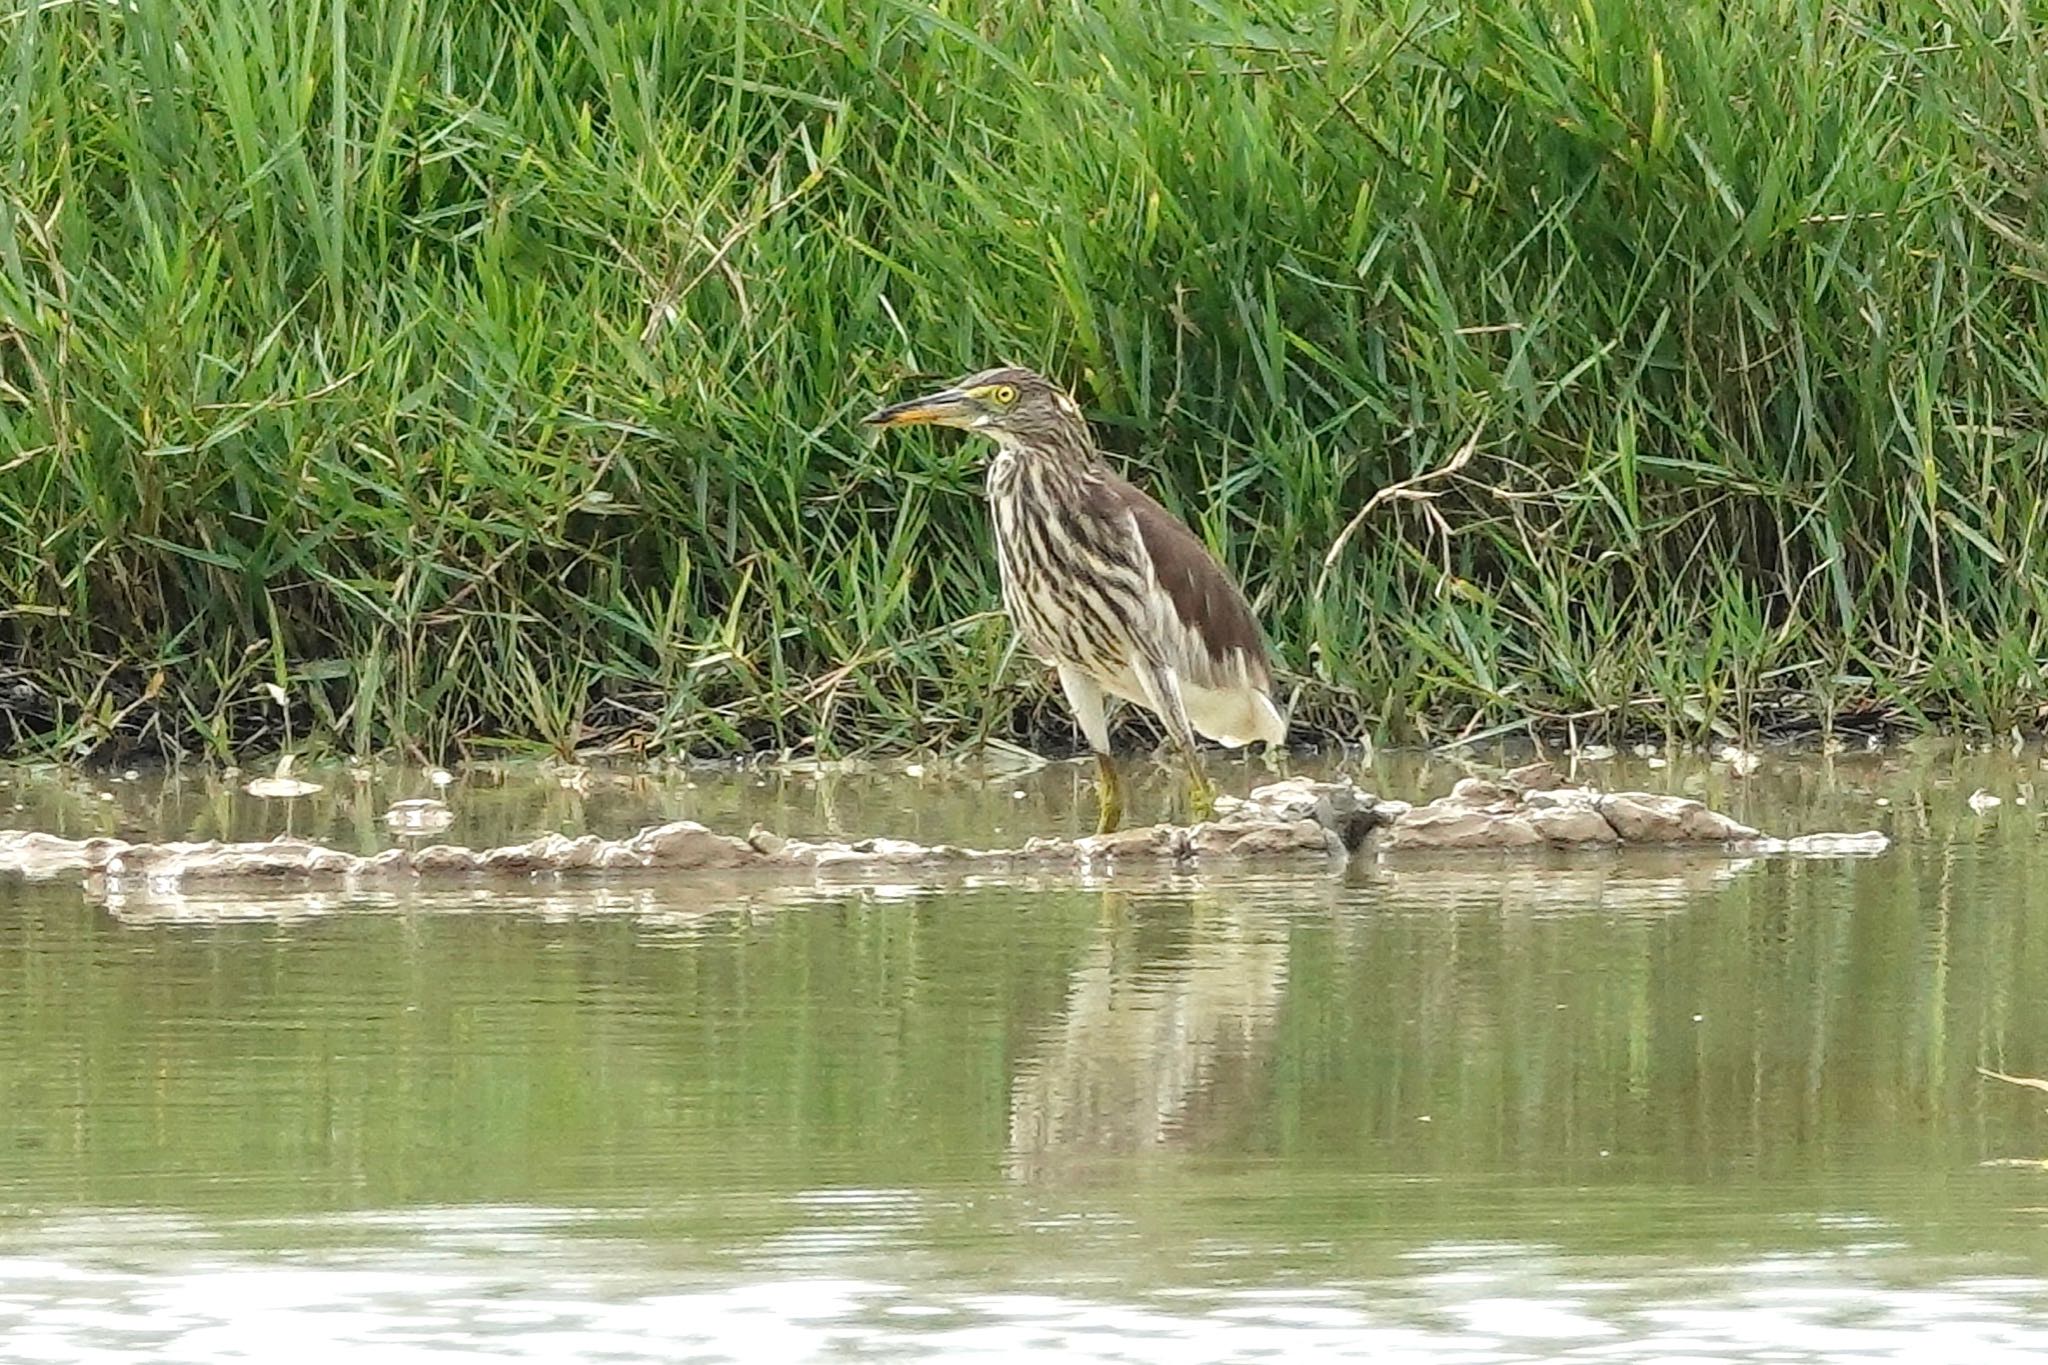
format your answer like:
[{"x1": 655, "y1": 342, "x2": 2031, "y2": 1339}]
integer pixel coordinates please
[{"x1": 1100, "y1": 470, "x2": 1273, "y2": 690}]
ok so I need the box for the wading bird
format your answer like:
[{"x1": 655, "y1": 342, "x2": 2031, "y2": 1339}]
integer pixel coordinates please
[{"x1": 865, "y1": 367, "x2": 1286, "y2": 833}]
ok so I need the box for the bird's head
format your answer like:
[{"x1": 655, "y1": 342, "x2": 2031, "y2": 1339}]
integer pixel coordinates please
[{"x1": 862, "y1": 366, "x2": 1083, "y2": 447}]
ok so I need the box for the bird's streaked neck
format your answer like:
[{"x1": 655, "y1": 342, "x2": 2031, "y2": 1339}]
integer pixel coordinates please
[
  {"x1": 979, "y1": 420, "x2": 1097, "y2": 467},
  {"x1": 980, "y1": 428, "x2": 1031, "y2": 456}
]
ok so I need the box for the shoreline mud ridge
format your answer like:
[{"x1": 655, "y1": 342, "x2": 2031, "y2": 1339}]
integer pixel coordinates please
[{"x1": 0, "y1": 770, "x2": 1889, "y2": 898}]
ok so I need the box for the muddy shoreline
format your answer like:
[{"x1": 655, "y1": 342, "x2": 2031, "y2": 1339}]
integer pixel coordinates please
[{"x1": 1, "y1": 660, "x2": 2013, "y2": 773}]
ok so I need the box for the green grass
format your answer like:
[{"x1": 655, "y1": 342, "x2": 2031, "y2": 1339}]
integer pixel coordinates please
[{"x1": 1, "y1": 0, "x2": 2045, "y2": 761}]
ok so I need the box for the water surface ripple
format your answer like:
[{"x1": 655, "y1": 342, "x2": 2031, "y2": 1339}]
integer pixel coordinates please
[{"x1": 2, "y1": 746, "x2": 2045, "y2": 1361}]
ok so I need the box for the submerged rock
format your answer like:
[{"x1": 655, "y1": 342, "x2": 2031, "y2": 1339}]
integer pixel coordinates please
[{"x1": 0, "y1": 772, "x2": 1890, "y2": 898}]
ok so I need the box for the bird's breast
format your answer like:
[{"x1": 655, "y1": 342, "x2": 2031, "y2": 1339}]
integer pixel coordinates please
[{"x1": 986, "y1": 466, "x2": 1148, "y2": 677}]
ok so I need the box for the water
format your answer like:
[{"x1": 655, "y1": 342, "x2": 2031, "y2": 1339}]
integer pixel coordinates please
[{"x1": 2, "y1": 744, "x2": 2047, "y2": 1361}]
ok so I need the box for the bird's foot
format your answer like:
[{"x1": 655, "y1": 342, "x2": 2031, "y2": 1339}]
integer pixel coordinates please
[{"x1": 1185, "y1": 770, "x2": 1218, "y2": 824}]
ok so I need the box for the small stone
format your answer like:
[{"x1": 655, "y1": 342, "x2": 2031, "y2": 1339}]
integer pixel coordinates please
[
  {"x1": 1214, "y1": 779, "x2": 1383, "y2": 853},
  {"x1": 411, "y1": 844, "x2": 482, "y2": 873},
  {"x1": 361, "y1": 848, "x2": 412, "y2": 876},
  {"x1": 1526, "y1": 804, "x2": 1619, "y2": 845},
  {"x1": 551, "y1": 835, "x2": 609, "y2": 870},
  {"x1": 1447, "y1": 777, "x2": 1512, "y2": 808},
  {"x1": 479, "y1": 837, "x2": 559, "y2": 872},
  {"x1": 1075, "y1": 824, "x2": 1186, "y2": 860},
  {"x1": 1384, "y1": 803, "x2": 1544, "y2": 850},
  {"x1": 1187, "y1": 818, "x2": 1337, "y2": 859},
  {"x1": 1597, "y1": 791, "x2": 1757, "y2": 843},
  {"x1": 1503, "y1": 761, "x2": 1559, "y2": 793},
  {"x1": 1233, "y1": 779, "x2": 1313, "y2": 822},
  {"x1": 1522, "y1": 786, "x2": 1600, "y2": 810},
  {"x1": 629, "y1": 820, "x2": 755, "y2": 869},
  {"x1": 1235, "y1": 776, "x2": 1373, "y2": 828},
  {"x1": 303, "y1": 846, "x2": 367, "y2": 876}
]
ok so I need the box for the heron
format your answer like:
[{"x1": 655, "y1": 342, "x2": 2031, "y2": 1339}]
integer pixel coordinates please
[{"x1": 864, "y1": 366, "x2": 1286, "y2": 833}]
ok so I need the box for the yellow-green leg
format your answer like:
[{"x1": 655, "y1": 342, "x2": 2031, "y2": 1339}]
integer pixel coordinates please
[
  {"x1": 1181, "y1": 749, "x2": 1217, "y2": 823},
  {"x1": 1094, "y1": 751, "x2": 1125, "y2": 835},
  {"x1": 1134, "y1": 660, "x2": 1218, "y2": 825},
  {"x1": 1056, "y1": 663, "x2": 1124, "y2": 835}
]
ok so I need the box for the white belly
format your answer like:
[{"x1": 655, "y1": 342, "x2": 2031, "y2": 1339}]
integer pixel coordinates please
[{"x1": 1097, "y1": 666, "x2": 1286, "y2": 748}]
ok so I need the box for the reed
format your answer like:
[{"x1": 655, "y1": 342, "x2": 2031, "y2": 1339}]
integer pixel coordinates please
[{"x1": 2, "y1": 0, "x2": 2043, "y2": 759}]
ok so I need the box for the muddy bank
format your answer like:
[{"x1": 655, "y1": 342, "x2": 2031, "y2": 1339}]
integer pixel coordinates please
[{"x1": 0, "y1": 773, "x2": 1888, "y2": 897}]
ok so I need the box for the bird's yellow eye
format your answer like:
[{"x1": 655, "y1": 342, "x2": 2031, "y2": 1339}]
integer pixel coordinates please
[{"x1": 991, "y1": 384, "x2": 1018, "y2": 406}]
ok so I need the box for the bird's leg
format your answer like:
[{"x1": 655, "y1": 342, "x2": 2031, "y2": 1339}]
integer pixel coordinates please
[
  {"x1": 1136, "y1": 661, "x2": 1216, "y2": 824},
  {"x1": 1055, "y1": 663, "x2": 1121, "y2": 835},
  {"x1": 1093, "y1": 751, "x2": 1125, "y2": 835},
  {"x1": 1181, "y1": 748, "x2": 1217, "y2": 823}
]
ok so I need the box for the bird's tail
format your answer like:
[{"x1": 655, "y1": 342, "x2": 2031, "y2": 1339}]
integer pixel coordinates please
[{"x1": 1185, "y1": 681, "x2": 1288, "y2": 748}]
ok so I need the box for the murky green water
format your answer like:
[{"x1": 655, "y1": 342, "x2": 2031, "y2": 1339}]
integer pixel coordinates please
[{"x1": 3, "y1": 744, "x2": 2047, "y2": 1360}]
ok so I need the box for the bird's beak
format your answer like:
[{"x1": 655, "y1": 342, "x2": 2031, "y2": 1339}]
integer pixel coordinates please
[{"x1": 862, "y1": 387, "x2": 977, "y2": 429}]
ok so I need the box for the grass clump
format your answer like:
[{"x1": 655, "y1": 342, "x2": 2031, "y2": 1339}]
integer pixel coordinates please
[{"x1": 1, "y1": 0, "x2": 2045, "y2": 761}]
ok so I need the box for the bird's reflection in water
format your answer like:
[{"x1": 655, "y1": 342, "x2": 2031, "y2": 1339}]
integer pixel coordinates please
[
  {"x1": 1007, "y1": 889, "x2": 1294, "y2": 1183},
  {"x1": 1003, "y1": 855, "x2": 1772, "y2": 1184}
]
